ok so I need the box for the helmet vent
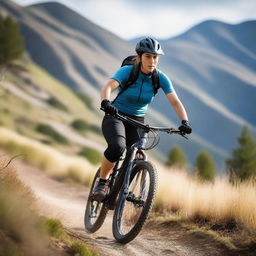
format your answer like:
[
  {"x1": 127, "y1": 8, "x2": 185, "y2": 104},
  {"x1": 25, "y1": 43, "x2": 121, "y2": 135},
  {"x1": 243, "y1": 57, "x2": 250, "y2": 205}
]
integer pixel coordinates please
[{"x1": 135, "y1": 37, "x2": 164, "y2": 55}]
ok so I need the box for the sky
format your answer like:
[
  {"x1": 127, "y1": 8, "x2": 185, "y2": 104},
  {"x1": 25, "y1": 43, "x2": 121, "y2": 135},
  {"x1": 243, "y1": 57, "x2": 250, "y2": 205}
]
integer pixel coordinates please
[{"x1": 12, "y1": 0, "x2": 256, "y2": 39}]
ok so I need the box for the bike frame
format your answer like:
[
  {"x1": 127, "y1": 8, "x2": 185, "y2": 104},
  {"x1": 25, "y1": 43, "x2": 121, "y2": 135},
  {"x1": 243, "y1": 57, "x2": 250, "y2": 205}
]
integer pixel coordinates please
[{"x1": 102, "y1": 112, "x2": 187, "y2": 210}]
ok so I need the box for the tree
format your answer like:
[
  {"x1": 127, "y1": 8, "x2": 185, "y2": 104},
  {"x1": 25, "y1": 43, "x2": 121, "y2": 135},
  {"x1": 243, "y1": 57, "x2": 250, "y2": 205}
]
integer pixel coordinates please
[
  {"x1": 226, "y1": 126, "x2": 256, "y2": 181},
  {"x1": 194, "y1": 151, "x2": 216, "y2": 182},
  {"x1": 0, "y1": 15, "x2": 24, "y2": 66},
  {"x1": 166, "y1": 145, "x2": 187, "y2": 169}
]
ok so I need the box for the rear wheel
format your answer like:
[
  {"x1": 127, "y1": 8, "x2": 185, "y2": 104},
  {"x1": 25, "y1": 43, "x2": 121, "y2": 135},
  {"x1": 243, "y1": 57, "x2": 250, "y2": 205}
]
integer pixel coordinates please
[
  {"x1": 112, "y1": 160, "x2": 157, "y2": 243},
  {"x1": 84, "y1": 168, "x2": 109, "y2": 233}
]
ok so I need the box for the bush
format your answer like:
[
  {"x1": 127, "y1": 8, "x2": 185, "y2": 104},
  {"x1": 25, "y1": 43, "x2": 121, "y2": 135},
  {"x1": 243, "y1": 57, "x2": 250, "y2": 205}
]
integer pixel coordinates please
[
  {"x1": 71, "y1": 119, "x2": 89, "y2": 131},
  {"x1": 194, "y1": 151, "x2": 216, "y2": 182},
  {"x1": 36, "y1": 123, "x2": 68, "y2": 144},
  {"x1": 0, "y1": 15, "x2": 24, "y2": 66},
  {"x1": 226, "y1": 126, "x2": 256, "y2": 181},
  {"x1": 166, "y1": 145, "x2": 187, "y2": 169},
  {"x1": 71, "y1": 242, "x2": 98, "y2": 256},
  {"x1": 44, "y1": 218, "x2": 67, "y2": 240},
  {"x1": 78, "y1": 147, "x2": 101, "y2": 165},
  {"x1": 46, "y1": 96, "x2": 68, "y2": 112}
]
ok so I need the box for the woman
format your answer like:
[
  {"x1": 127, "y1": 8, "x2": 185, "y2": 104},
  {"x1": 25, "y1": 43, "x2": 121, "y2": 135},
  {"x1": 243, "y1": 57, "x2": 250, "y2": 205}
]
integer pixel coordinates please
[{"x1": 93, "y1": 37, "x2": 192, "y2": 201}]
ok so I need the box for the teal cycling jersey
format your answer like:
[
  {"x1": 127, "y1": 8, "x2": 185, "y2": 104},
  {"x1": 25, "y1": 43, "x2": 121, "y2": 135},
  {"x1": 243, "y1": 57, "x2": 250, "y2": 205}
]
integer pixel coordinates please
[{"x1": 111, "y1": 65, "x2": 175, "y2": 116}]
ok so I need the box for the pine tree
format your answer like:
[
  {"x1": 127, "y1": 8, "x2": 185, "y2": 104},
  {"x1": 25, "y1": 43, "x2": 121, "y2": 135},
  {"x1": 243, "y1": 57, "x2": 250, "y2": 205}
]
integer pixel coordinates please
[
  {"x1": 226, "y1": 126, "x2": 256, "y2": 181},
  {"x1": 166, "y1": 145, "x2": 187, "y2": 169},
  {"x1": 0, "y1": 15, "x2": 24, "y2": 66},
  {"x1": 194, "y1": 151, "x2": 216, "y2": 182}
]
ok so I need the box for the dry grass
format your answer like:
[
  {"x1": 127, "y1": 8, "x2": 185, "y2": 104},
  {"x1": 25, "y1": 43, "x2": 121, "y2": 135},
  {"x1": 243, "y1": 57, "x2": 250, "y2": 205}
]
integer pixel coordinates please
[
  {"x1": 0, "y1": 127, "x2": 95, "y2": 185},
  {"x1": 153, "y1": 164, "x2": 256, "y2": 231},
  {"x1": 0, "y1": 157, "x2": 52, "y2": 256},
  {"x1": 0, "y1": 157, "x2": 98, "y2": 256}
]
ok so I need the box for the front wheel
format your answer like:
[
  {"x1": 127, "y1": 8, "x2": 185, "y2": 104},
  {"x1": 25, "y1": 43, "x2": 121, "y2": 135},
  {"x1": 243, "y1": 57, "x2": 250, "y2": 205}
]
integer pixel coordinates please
[
  {"x1": 112, "y1": 160, "x2": 157, "y2": 244},
  {"x1": 84, "y1": 168, "x2": 109, "y2": 233}
]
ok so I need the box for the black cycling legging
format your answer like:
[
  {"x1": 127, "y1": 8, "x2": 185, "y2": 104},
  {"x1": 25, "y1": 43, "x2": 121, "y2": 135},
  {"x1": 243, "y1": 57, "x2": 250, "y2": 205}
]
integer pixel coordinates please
[{"x1": 102, "y1": 113, "x2": 144, "y2": 162}]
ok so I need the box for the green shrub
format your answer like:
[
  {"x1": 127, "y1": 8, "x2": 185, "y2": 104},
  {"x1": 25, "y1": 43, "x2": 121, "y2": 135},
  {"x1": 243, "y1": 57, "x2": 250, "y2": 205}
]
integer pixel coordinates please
[
  {"x1": 0, "y1": 15, "x2": 24, "y2": 66},
  {"x1": 194, "y1": 151, "x2": 216, "y2": 182},
  {"x1": 226, "y1": 126, "x2": 256, "y2": 181},
  {"x1": 78, "y1": 147, "x2": 101, "y2": 165},
  {"x1": 71, "y1": 119, "x2": 89, "y2": 131},
  {"x1": 71, "y1": 242, "x2": 98, "y2": 256},
  {"x1": 44, "y1": 218, "x2": 67, "y2": 240},
  {"x1": 166, "y1": 145, "x2": 187, "y2": 169},
  {"x1": 36, "y1": 123, "x2": 68, "y2": 144},
  {"x1": 46, "y1": 96, "x2": 68, "y2": 112}
]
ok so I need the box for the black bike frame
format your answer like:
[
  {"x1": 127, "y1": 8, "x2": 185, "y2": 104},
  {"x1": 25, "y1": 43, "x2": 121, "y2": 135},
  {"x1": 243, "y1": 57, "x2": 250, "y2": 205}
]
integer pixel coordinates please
[{"x1": 102, "y1": 112, "x2": 187, "y2": 210}]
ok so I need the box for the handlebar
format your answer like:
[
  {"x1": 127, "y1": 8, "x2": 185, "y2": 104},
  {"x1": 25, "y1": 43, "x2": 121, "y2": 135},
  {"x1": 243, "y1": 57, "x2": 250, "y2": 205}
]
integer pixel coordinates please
[{"x1": 101, "y1": 108, "x2": 188, "y2": 139}]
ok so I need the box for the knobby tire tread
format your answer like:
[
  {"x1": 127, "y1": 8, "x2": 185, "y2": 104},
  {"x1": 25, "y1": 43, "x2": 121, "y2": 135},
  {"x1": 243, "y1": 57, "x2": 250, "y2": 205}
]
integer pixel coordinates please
[
  {"x1": 112, "y1": 160, "x2": 157, "y2": 243},
  {"x1": 84, "y1": 168, "x2": 109, "y2": 233}
]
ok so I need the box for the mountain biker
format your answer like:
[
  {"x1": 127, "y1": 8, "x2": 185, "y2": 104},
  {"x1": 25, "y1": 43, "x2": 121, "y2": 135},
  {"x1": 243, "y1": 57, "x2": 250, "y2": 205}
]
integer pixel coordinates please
[{"x1": 93, "y1": 37, "x2": 192, "y2": 201}]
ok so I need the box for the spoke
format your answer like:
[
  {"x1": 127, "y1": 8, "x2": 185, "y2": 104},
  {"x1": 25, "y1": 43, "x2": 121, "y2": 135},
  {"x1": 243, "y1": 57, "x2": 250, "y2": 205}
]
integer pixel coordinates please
[{"x1": 118, "y1": 169, "x2": 150, "y2": 235}]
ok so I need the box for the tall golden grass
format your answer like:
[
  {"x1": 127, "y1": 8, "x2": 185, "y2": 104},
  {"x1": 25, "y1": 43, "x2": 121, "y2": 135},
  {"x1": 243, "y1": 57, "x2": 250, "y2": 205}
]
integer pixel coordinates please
[
  {"x1": 0, "y1": 158, "x2": 51, "y2": 256},
  {"x1": 0, "y1": 157, "x2": 98, "y2": 256},
  {"x1": 0, "y1": 127, "x2": 95, "y2": 185},
  {"x1": 154, "y1": 164, "x2": 256, "y2": 230},
  {"x1": 1, "y1": 126, "x2": 255, "y2": 232}
]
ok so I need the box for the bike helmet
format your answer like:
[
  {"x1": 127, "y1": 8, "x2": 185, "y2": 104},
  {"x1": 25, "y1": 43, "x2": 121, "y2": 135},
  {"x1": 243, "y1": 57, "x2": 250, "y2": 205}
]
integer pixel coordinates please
[{"x1": 135, "y1": 37, "x2": 164, "y2": 55}]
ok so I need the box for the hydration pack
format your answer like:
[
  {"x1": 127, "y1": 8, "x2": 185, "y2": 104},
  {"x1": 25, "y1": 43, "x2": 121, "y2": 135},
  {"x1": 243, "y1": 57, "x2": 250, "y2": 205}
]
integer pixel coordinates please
[{"x1": 112, "y1": 55, "x2": 160, "y2": 103}]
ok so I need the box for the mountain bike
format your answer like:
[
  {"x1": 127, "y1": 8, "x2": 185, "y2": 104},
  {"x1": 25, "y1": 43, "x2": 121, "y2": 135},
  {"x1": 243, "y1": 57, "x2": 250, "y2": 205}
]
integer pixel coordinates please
[{"x1": 84, "y1": 111, "x2": 187, "y2": 244}]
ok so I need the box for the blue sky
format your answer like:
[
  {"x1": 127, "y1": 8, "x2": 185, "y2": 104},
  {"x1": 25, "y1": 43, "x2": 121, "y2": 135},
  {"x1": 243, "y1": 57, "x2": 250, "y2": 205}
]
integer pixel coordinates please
[{"x1": 12, "y1": 0, "x2": 256, "y2": 39}]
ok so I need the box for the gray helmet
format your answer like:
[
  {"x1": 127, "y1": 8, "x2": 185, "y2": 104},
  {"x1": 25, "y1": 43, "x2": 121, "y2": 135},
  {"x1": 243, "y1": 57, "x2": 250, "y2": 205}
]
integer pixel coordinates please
[{"x1": 135, "y1": 37, "x2": 164, "y2": 55}]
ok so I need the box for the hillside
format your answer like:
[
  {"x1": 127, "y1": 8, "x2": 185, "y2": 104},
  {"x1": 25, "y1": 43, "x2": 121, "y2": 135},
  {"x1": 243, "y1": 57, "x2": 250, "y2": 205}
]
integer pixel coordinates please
[
  {"x1": 1, "y1": 0, "x2": 256, "y2": 169},
  {"x1": 0, "y1": 55, "x2": 105, "y2": 167}
]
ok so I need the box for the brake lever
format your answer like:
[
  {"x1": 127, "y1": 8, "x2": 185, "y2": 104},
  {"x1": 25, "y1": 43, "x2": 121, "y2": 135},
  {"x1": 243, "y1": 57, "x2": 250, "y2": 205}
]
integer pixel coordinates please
[
  {"x1": 168, "y1": 129, "x2": 189, "y2": 139},
  {"x1": 180, "y1": 133, "x2": 188, "y2": 140}
]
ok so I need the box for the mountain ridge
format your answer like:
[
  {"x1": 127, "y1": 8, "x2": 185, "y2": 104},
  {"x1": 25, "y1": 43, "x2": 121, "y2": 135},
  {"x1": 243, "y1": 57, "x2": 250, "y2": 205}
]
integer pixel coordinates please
[{"x1": 1, "y1": 0, "x2": 255, "y2": 169}]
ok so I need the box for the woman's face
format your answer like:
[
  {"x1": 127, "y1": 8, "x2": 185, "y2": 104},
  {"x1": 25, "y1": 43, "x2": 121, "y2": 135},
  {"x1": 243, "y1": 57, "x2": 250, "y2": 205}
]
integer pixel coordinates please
[{"x1": 139, "y1": 52, "x2": 159, "y2": 74}]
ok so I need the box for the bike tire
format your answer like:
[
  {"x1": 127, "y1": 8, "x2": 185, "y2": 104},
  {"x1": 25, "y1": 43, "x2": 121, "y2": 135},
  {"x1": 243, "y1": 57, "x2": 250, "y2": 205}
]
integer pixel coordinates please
[
  {"x1": 84, "y1": 168, "x2": 109, "y2": 233},
  {"x1": 112, "y1": 160, "x2": 157, "y2": 243}
]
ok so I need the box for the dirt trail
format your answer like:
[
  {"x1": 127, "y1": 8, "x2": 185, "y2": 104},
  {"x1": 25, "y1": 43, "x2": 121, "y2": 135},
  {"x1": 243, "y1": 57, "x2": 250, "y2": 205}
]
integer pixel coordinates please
[{"x1": 16, "y1": 162, "x2": 234, "y2": 256}]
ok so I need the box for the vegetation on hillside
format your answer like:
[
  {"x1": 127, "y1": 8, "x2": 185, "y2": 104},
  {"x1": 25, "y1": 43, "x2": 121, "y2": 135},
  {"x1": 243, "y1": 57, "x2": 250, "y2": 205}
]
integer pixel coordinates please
[
  {"x1": 194, "y1": 151, "x2": 216, "y2": 182},
  {"x1": 78, "y1": 147, "x2": 102, "y2": 165},
  {"x1": 166, "y1": 145, "x2": 187, "y2": 169},
  {"x1": 0, "y1": 14, "x2": 24, "y2": 67},
  {"x1": 154, "y1": 165, "x2": 256, "y2": 252},
  {"x1": 0, "y1": 127, "x2": 94, "y2": 185},
  {"x1": 46, "y1": 96, "x2": 69, "y2": 112},
  {"x1": 226, "y1": 126, "x2": 256, "y2": 181},
  {"x1": 36, "y1": 123, "x2": 69, "y2": 144}
]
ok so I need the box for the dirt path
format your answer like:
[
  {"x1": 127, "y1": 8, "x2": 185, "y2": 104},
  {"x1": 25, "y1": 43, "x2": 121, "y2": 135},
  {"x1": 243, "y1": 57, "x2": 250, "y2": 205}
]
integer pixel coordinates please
[{"x1": 16, "y1": 162, "x2": 234, "y2": 256}]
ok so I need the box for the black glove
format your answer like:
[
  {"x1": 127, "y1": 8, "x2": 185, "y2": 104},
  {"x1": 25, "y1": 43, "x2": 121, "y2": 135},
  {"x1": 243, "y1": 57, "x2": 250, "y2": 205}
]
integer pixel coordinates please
[
  {"x1": 179, "y1": 120, "x2": 192, "y2": 134},
  {"x1": 101, "y1": 99, "x2": 118, "y2": 116}
]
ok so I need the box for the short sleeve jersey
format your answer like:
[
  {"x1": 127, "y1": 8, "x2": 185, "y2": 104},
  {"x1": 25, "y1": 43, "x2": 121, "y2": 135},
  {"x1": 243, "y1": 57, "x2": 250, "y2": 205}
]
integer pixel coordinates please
[{"x1": 111, "y1": 65, "x2": 174, "y2": 116}]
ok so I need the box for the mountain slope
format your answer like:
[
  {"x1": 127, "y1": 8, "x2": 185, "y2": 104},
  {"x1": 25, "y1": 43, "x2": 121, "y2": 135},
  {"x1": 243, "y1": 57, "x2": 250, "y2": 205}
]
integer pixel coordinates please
[
  {"x1": 1, "y1": 0, "x2": 131, "y2": 99},
  {"x1": 149, "y1": 20, "x2": 256, "y2": 159},
  {"x1": 2, "y1": 0, "x2": 256, "y2": 169}
]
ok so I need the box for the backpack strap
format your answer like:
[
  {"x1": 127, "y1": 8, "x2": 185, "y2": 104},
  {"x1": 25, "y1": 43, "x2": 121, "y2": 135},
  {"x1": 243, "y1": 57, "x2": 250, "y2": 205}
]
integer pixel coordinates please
[
  {"x1": 112, "y1": 64, "x2": 160, "y2": 104},
  {"x1": 112, "y1": 63, "x2": 141, "y2": 104},
  {"x1": 152, "y1": 69, "x2": 160, "y2": 95}
]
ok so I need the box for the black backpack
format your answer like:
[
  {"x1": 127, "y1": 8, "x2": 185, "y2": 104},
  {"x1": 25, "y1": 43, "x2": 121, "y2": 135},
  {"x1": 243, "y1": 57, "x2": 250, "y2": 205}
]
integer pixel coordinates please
[{"x1": 112, "y1": 55, "x2": 160, "y2": 103}]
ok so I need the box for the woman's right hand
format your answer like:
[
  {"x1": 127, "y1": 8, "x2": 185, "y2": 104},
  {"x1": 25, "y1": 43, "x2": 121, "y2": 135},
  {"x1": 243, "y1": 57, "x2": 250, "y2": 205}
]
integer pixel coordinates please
[{"x1": 101, "y1": 99, "x2": 118, "y2": 115}]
